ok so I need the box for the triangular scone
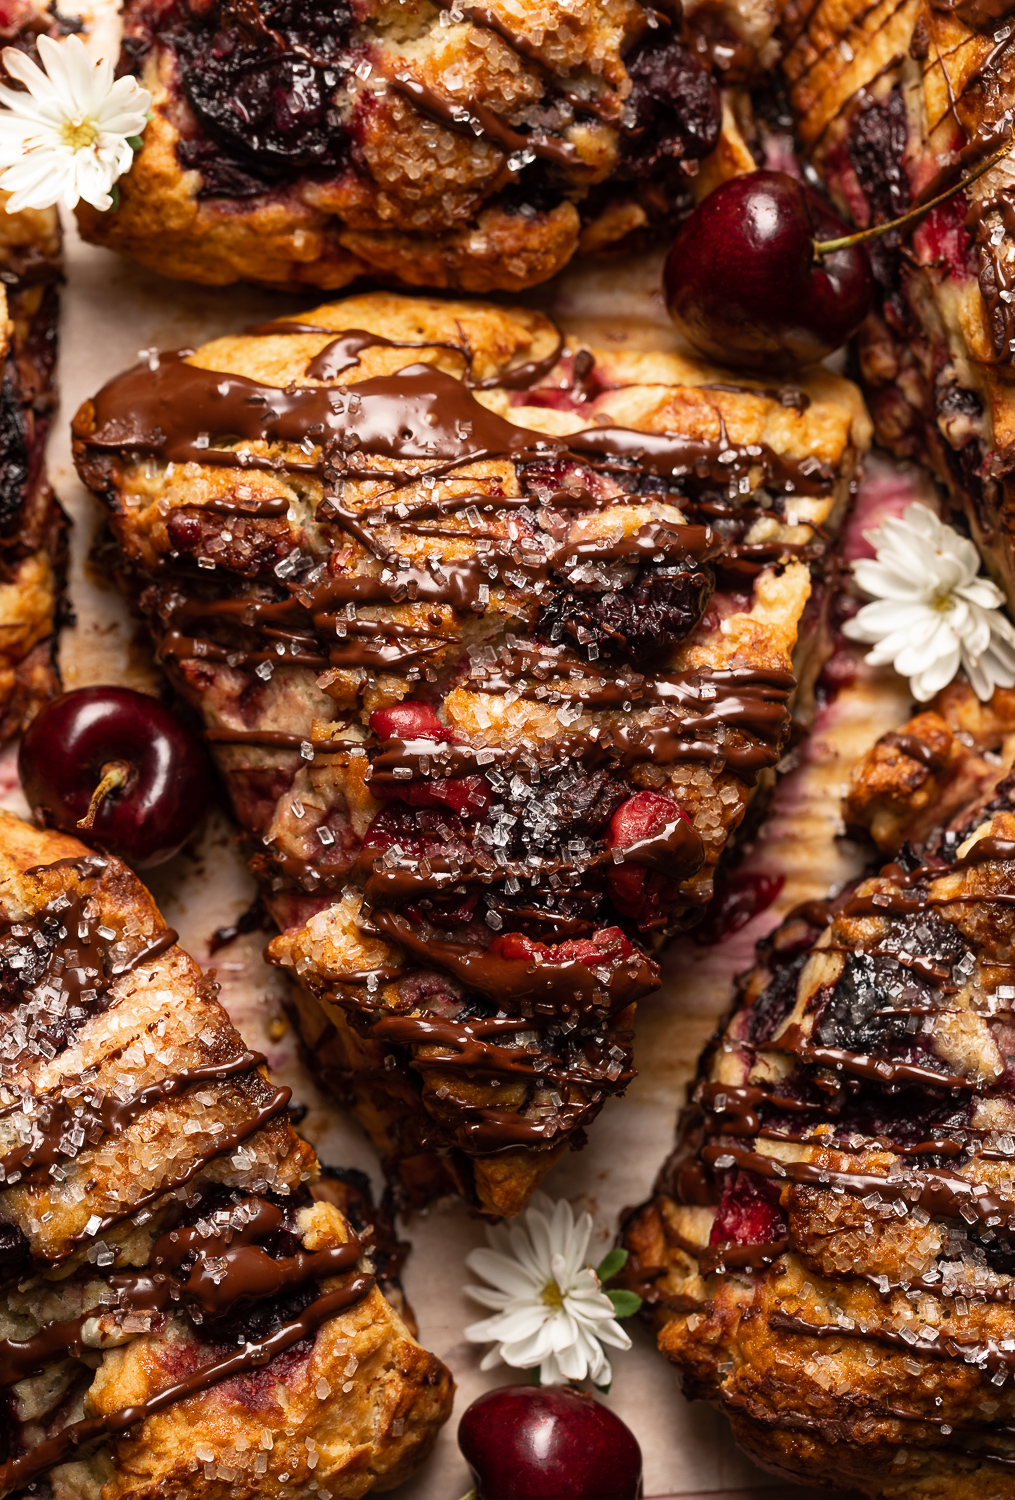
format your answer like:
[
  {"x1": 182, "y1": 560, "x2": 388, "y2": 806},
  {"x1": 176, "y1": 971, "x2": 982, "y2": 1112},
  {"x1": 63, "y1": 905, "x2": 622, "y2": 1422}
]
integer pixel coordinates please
[
  {"x1": 621, "y1": 691, "x2": 1015, "y2": 1496},
  {"x1": 72, "y1": 290, "x2": 870, "y2": 1217},
  {"x1": 776, "y1": 0, "x2": 1015, "y2": 611},
  {"x1": 0, "y1": 811, "x2": 452, "y2": 1498},
  {"x1": 73, "y1": 0, "x2": 782, "y2": 292}
]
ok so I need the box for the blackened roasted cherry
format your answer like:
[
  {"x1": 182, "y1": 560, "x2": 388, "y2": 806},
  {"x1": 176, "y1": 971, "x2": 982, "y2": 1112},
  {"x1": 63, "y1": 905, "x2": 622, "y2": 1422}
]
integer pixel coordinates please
[
  {"x1": 19, "y1": 687, "x2": 209, "y2": 867},
  {"x1": 664, "y1": 171, "x2": 873, "y2": 371},
  {"x1": 458, "y1": 1385, "x2": 643, "y2": 1500}
]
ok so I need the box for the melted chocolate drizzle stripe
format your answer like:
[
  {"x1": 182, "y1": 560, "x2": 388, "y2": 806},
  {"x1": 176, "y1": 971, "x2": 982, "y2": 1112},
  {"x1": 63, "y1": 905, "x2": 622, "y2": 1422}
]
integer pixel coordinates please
[
  {"x1": 0, "y1": 1272, "x2": 374, "y2": 1491},
  {"x1": 701, "y1": 1143, "x2": 1015, "y2": 1234},
  {"x1": 769, "y1": 1309, "x2": 1015, "y2": 1379},
  {"x1": 79, "y1": 353, "x2": 833, "y2": 498},
  {"x1": 0, "y1": 1049, "x2": 266, "y2": 1188},
  {"x1": 47, "y1": 1083, "x2": 293, "y2": 1262},
  {"x1": 0, "y1": 1203, "x2": 359, "y2": 1384}
]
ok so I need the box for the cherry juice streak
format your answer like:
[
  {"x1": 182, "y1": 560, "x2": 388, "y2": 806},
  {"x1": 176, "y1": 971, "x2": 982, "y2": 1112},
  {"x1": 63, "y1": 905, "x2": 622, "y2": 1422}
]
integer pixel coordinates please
[{"x1": 73, "y1": 324, "x2": 826, "y2": 1160}]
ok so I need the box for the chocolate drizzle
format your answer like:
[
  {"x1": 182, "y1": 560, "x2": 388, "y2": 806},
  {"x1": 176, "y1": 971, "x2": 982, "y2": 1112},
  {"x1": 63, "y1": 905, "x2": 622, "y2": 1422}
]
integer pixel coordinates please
[
  {"x1": 0, "y1": 1048, "x2": 264, "y2": 1188},
  {"x1": 388, "y1": 73, "x2": 584, "y2": 169},
  {"x1": 72, "y1": 309, "x2": 835, "y2": 1175},
  {"x1": 969, "y1": 190, "x2": 1015, "y2": 363},
  {"x1": 0, "y1": 1272, "x2": 373, "y2": 1493},
  {"x1": 81, "y1": 352, "x2": 832, "y2": 497},
  {"x1": 0, "y1": 858, "x2": 179, "y2": 1071},
  {"x1": 0, "y1": 849, "x2": 378, "y2": 1490}
]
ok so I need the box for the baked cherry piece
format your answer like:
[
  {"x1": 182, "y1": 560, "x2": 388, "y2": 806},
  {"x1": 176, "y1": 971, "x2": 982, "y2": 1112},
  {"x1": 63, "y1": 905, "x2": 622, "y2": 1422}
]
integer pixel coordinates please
[
  {"x1": 607, "y1": 790, "x2": 703, "y2": 929},
  {"x1": 458, "y1": 1385, "x2": 643, "y2": 1500},
  {"x1": 19, "y1": 687, "x2": 209, "y2": 867},
  {"x1": 368, "y1": 701, "x2": 449, "y2": 741},
  {"x1": 664, "y1": 170, "x2": 873, "y2": 371},
  {"x1": 368, "y1": 701, "x2": 491, "y2": 815}
]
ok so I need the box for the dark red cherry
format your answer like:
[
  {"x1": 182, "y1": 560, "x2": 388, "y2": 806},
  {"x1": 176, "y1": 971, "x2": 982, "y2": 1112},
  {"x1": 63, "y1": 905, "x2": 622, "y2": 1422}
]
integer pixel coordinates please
[
  {"x1": 606, "y1": 791, "x2": 701, "y2": 928},
  {"x1": 19, "y1": 687, "x2": 209, "y2": 867},
  {"x1": 368, "y1": 701, "x2": 449, "y2": 741},
  {"x1": 458, "y1": 1385, "x2": 643, "y2": 1500},
  {"x1": 664, "y1": 170, "x2": 873, "y2": 371}
]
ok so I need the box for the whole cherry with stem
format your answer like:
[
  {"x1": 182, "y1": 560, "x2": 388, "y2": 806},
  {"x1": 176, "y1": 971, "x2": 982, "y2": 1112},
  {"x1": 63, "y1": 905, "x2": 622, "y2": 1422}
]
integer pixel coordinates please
[
  {"x1": 664, "y1": 131, "x2": 1015, "y2": 371},
  {"x1": 19, "y1": 686, "x2": 210, "y2": 867}
]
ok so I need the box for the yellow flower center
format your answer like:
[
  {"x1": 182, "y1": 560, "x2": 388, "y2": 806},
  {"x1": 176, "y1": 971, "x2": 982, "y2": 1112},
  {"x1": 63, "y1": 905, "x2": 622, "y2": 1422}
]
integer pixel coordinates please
[
  {"x1": 61, "y1": 116, "x2": 97, "y2": 151},
  {"x1": 541, "y1": 1279, "x2": 564, "y2": 1310}
]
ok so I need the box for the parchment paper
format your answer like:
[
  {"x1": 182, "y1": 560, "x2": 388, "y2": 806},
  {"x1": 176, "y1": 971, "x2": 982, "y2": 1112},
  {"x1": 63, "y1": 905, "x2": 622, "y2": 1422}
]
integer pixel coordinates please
[{"x1": 0, "y1": 65, "x2": 931, "y2": 1491}]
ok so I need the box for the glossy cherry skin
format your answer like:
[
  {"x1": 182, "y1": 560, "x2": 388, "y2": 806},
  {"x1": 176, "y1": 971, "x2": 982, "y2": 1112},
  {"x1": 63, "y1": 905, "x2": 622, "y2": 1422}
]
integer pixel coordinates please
[
  {"x1": 664, "y1": 170, "x2": 873, "y2": 371},
  {"x1": 458, "y1": 1385, "x2": 643, "y2": 1500},
  {"x1": 19, "y1": 687, "x2": 209, "y2": 867}
]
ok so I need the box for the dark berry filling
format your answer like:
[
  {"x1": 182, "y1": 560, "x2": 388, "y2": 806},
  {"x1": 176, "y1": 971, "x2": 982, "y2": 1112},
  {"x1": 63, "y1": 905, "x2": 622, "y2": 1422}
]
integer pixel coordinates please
[
  {"x1": 174, "y1": 0, "x2": 354, "y2": 175},
  {"x1": 0, "y1": 356, "x2": 29, "y2": 535},
  {"x1": 123, "y1": 0, "x2": 356, "y2": 194},
  {"x1": 815, "y1": 913, "x2": 970, "y2": 1057},
  {"x1": 619, "y1": 33, "x2": 721, "y2": 177},
  {"x1": 844, "y1": 86, "x2": 910, "y2": 303},
  {"x1": 535, "y1": 561, "x2": 713, "y2": 663},
  {"x1": 710, "y1": 1170, "x2": 785, "y2": 1245}
]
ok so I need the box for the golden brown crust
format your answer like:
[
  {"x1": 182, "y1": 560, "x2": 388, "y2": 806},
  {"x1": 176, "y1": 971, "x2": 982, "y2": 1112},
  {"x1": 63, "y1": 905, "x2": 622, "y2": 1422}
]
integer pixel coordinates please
[
  {"x1": 621, "y1": 757, "x2": 1015, "y2": 1496},
  {"x1": 0, "y1": 189, "x2": 66, "y2": 738},
  {"x1": 70, "y1": 289, "x2": 870, "y2": 1217},
  {"x1": 776, "y1": 0, "x2": 1015, "y2": 621},
  {"x1": 74, "y1": 0, "x2": 782, "y2": 290},
  {"x1": 0, "y1": 811, "x2": 453, "y2": 1499},
  {"x1": 0, "y1": 3, "x2": 70, "y2": 735},
  {"x1": 91, "y1": 1266, "x2": 451, "y2": 1500},
  {"x1": 844, "y1": 684, "x2": 1015, "y2": 854}
]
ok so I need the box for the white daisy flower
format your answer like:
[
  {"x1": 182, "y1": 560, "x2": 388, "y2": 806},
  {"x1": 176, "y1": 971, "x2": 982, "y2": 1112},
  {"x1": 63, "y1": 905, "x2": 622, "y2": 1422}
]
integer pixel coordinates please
[
  {"x1": 843, "y1": 501, "x2": 1015, "y2": 703},
  {"x1": 0, "y1": 33, "x2": 151, "y2": 214},
  {"x1": 464, "y1": 1192, "x2": 637, "y2": 1387}
]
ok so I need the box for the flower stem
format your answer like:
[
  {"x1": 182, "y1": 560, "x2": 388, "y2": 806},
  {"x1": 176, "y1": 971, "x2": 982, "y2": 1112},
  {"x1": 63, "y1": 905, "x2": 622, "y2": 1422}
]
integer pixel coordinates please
[
  {"x1": 813, "y1": 129, "x2": 1015, "y2": 258},
  {"x1": 77, "y1": 759, "x2": 130, "y2": 830}
]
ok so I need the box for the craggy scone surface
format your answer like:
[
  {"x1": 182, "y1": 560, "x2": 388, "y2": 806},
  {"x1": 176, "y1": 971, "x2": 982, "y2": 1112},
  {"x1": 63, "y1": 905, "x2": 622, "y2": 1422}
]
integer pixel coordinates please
[
  {"x1": 74, "y1": 0, "x2": 775, "y2": 291},
  {"x1": 0, "y1": 1, "x2": 75, "y2": 740},
  {"x1": 621, "y1": 685, "x2": 1015, "y2": 1498},
  {"x1": 0, "y1": 197, "x2": 65, "y2": 739},
  {"x1": 71, "y1": 290, "x2": 870, "y2": 1218},
  {"x1": 0, "y1": 811, "x2": 452, "y2": 1500},
  {"x1": 776, "y1": 0, "x2": 1015, "y2": 617}
]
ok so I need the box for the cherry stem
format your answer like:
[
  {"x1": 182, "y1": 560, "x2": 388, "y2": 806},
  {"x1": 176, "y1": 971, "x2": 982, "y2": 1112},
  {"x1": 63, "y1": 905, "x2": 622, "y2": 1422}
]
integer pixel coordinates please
[
  {"x1": 455, "y1": 1491, "x2": 477, "y2": 1500},
  {"x1": 77, "y1": 759, "x2": 130, "y2": 831},
  {"x1": 813, "y1": 129, "x2": 1015, "y2": 258}
]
